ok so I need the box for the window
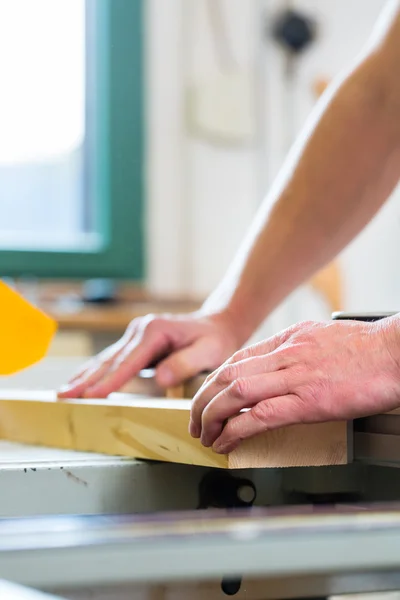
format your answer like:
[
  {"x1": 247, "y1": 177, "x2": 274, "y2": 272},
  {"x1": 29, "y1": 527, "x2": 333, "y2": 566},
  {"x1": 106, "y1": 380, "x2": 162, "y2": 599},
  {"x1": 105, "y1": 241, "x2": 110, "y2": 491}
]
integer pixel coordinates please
[{"x1": 0, "y1": 0, "x2": 144, "y2": 279}]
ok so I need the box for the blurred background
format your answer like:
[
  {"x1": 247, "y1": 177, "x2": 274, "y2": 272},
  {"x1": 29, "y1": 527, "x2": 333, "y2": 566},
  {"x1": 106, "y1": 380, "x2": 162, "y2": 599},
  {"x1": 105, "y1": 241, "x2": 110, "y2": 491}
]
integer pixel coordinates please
[{"x1": 1, "y1": 0, "x2": 400, "y2": 386}]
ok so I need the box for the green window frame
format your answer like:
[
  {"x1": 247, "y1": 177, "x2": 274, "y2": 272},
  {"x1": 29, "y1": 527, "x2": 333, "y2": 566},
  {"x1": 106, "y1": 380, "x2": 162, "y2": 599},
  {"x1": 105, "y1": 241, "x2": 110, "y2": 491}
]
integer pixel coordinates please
[{"x1": 0, "y1": 0, "x2": 144, "y2": 280}]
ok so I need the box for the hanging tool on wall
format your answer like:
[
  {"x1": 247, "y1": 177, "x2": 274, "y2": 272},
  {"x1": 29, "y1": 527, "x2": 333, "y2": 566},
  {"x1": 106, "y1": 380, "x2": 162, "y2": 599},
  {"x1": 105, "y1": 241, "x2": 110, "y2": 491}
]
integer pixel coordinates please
[{"x1": 185, "y1": 0, "x2": 256, "y2": 147}]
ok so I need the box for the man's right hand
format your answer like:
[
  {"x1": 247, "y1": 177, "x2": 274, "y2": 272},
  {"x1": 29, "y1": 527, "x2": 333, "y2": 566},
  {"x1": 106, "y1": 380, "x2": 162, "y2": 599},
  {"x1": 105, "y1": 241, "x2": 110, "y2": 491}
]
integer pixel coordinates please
[{"x1": 57, "y1": 311, "x2": 242, "y2": 399}]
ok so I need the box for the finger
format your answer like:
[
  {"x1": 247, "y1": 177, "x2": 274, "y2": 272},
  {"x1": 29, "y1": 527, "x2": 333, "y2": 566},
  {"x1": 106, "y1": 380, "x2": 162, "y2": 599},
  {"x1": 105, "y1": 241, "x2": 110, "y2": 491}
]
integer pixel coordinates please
[
  {"x1": 226, "y1": 325, "x2": 296, "y2": 364},
  {"x1": 66, "y1": 359, "x2": 96, "y2": 385},
  {"x1": 57, "y1": 334, "x2": 131, "y2": 398},
  {"x1": 200, "y1": 371, "x2": 291, "y2": 447},
  {"x1": 57, "y1": 341, "x2": 126, "y2": 398},
  {"x1": 83, "y1": 327, "x2": 171, "y2": 398},
  {"x1": 190, "y1": 350, "x2": 291, "y2": 438},
  {"x1": 57, "y1": 362, "x2": 95, "y2": 397},
  {"x1": 156, "y1": 337, "x2": 222, "y2": 388},
  {"x1": 212, "y1": 394, "x2": 304, "y2": 454},
  {"x1": 59, "y1": 361, "x2": 117, "y2": 399}
]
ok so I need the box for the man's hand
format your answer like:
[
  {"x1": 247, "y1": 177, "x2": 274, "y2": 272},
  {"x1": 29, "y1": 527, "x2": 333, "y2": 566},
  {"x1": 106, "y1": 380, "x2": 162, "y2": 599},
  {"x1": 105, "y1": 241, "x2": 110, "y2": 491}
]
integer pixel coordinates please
[
  {"x1": 57, "y1": 311, "x2": 243, "y2": 399},
  {"x1": 190, "y1": 317, "x2": 400, "y2": 454}
]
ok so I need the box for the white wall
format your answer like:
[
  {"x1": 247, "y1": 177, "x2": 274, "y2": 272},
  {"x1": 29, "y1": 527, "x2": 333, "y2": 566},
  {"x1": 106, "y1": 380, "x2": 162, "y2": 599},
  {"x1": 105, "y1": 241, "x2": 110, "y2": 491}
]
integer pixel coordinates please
[
  {"x1": 145, "y1": 0, "x2": 400, "y2": 336},
  {"x1": 291, "y1": 0, "x2": 400, "y2": 313},
  {"x1": 145, "y1": 0, "x2": 262, "y2": 299}
]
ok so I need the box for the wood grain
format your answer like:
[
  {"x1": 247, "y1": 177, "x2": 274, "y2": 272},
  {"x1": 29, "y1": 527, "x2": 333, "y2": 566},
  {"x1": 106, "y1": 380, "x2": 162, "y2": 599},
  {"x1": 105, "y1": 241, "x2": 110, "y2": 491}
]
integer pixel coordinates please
[
  {"x1": 229, "y1": 421, "x2": 349, "y2": 468},
  {"x1": 0, "y1": 390, "x2": 349, "y2": 469}
]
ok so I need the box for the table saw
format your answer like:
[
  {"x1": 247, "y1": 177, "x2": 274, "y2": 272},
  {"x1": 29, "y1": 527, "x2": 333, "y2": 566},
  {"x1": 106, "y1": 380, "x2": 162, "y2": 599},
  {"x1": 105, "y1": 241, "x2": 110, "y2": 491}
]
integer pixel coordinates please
[
  {"x1": 2, "y1": 437, "x2": 400, "y2": 600},
  {"x1": 2, "y1": 312, "x2": 400, "y2": 599}
]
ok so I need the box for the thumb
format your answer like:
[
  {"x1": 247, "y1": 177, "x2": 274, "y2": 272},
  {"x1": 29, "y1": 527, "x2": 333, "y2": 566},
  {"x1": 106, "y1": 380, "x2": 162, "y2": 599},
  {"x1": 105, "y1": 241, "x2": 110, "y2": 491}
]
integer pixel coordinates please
[{"x1": 156, "y1": 338, "x2": 220, "y2": 387}]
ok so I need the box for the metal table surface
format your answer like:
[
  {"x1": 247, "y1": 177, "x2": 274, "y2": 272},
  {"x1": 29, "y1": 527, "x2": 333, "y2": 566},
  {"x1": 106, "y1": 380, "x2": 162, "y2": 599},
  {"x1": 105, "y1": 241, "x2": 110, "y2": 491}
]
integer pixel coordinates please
[
  {"x1": 0, "y1": 441, "x2": 287, "y2": 518},
  {"x1": 4, "y1": 441, "x2": 400, "y2": 519},
  {"x1": 0, "y1": 580, "x2": 64, "y2": 599},
  {"x1": 3, "y1": 504, "x2": 400, "y2": 597},
  {"x1": 5, "y1": 445, "x2": 400, "y2": 599}
]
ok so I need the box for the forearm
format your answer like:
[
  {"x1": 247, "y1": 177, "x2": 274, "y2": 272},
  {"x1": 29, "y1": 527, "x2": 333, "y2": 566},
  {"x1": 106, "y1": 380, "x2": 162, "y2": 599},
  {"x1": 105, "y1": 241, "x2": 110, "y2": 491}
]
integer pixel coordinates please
[{"x1": 203, "y1": 37, "x2": 400, "y2": 343}]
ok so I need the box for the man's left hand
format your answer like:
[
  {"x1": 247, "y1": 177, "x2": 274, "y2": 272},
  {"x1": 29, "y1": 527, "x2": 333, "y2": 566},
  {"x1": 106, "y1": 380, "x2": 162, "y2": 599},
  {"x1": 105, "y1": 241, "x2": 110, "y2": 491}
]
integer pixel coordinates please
[{"x1": 189, "y1": 318, "x2": 400, "y2": 454}]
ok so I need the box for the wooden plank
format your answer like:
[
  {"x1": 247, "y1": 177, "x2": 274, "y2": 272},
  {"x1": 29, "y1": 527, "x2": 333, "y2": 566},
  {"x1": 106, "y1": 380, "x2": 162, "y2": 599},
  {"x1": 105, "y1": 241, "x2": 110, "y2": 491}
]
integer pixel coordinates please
[{"x1": 0, "y1": 391, "x2": 349, "y2": 469}]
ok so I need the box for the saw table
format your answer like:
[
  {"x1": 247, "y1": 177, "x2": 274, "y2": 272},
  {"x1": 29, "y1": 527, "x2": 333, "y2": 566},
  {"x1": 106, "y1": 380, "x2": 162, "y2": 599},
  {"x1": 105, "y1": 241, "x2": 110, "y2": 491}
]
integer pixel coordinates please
[
  {"x1": 3, "y1": 438, "x2": 400, "y2": 599},
  {"x1": 2, "y1": 312, "x2": 400, "y2": 598},
  {"x1": 4, "y1": 501, "x2": 400, "y2": 599}
]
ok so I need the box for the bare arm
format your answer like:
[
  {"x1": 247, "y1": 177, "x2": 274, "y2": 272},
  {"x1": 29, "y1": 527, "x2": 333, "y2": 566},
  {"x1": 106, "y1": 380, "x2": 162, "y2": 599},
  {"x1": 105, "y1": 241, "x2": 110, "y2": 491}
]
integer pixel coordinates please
[
  {"x1": 59, "y1": 2, "x2": 400, "y2": 400},
  {"x1": 202, "y1": 0, "x2": 400, "y2": 344}
]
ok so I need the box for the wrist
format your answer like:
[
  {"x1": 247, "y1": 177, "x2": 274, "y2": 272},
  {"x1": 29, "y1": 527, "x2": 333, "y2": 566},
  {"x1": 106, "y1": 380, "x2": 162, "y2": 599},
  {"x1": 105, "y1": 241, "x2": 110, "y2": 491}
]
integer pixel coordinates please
[{"x1": 198, "y1": 301, "x2": 259, "y2": 348}]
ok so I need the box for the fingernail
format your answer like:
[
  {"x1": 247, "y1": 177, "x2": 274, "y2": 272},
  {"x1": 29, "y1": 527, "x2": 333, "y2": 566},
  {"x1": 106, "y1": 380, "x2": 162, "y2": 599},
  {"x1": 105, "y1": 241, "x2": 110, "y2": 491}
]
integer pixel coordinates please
[
  {"x1": 213, "y1": 443, "x2": 228, "y2": 454},
  {"x1": 213, "y1": 440, "x2": 234, "y2": 454},
  {"x1": 189, "y1": 419, "x2": 200, "y2": 438}
]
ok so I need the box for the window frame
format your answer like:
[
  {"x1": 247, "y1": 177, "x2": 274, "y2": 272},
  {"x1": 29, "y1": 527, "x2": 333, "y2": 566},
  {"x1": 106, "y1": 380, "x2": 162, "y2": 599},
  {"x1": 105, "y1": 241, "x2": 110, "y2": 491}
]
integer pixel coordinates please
[{"x1": 0, "y1": 0, "x2": 144, "y2": 280}]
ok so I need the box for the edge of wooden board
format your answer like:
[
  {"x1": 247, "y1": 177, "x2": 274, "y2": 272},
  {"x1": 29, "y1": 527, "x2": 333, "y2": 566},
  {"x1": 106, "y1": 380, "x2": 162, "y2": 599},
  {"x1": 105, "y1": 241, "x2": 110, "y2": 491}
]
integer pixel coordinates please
[{"x1": 0, "y1": 390, "x2": 349, "y2": 469}]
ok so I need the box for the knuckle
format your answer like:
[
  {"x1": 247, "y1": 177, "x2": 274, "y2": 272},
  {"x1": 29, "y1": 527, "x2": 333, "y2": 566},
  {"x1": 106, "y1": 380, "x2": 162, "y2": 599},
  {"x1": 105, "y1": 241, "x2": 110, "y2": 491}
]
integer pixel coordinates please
[
  {"x1": 215, "y1": 364, "x2": 237, "y2": 386},
  {"x1": 98, "y1": 344, "x2": 116, "y2": 361},
  {"x1": 271, "y1": 346, "x2": 304, "y2": 372},
  {"x1": 142, "y1": 316, "x2": 170, "y2": 338},
  {"x1": 251, "y1": 401, "x2": 276, "y2": 424},
  {"x1": 95, "y1": 353, "x2": 111, "y2": 369},
  {"x1": 227, "y1": 349, "x2": 247, "y2": 364},
  {"x1": 296, "y1": 381, "x2": 316, "y2": 401},
  {"x1": 289, "y1": 362, "x2": 309, "y2": 380},
  {"x1": 142, "y1": 312, "x2": 177, "y2": 334},
  {"x1": 297, "y1": 319, "x2": 317, "y2": 329},
  {"x1": 290, "y1": 321, "x2": 316, "y2": 338},
  {"x1": 143, "y1": 314, "x2": 161, "y2": 332},
  {"x1": 229, "y1": 377, "x2": 249, "y2": 399},
  {"x1": 112, "y1": 352, "x2": 128, "y2": 370},
  {"x1": 296, "y1": 374, "x2": 326, "y2": 404},
  {"x1": 292, "y1": 333, "x2": 314, "y2": 347},
  {"x1": 204, "y1": 370, "x2": 216, "y2": 385},
  {"x1": 276, "y1": 345, "x2": 298, "y2": 363},
  {"x1": 307, "y1": 319, "x2": 317, "y2": 327},
  {"x1": 279, "y1": 369, "x2": 291, "y2": 394},
  {"x1": 125, "y1": 318, "x2": 138, "y2": 335}
]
